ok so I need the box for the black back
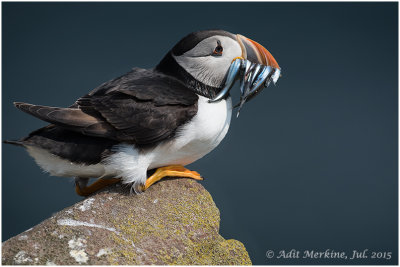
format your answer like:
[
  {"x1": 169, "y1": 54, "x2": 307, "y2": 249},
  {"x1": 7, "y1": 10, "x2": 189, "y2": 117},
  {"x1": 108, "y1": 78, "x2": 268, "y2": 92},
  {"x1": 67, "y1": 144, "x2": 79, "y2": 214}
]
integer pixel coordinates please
[{"x1": 14, "y1": 68, "x2": 199, "y2": 164}]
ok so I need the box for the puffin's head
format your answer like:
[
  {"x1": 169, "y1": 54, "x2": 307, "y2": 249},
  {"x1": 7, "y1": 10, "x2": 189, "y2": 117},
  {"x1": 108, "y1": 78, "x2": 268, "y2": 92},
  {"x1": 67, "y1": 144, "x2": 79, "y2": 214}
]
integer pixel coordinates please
[{"x1": 156, "y1": 30, "x2": 280, "y2": 106}]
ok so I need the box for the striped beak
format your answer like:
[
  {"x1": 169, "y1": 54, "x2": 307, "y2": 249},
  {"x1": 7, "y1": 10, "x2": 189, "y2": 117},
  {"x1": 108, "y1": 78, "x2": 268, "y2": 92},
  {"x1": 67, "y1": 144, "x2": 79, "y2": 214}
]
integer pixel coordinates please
[{"x1": 236, "y1": 34, "x2": 281, "y2": 82}]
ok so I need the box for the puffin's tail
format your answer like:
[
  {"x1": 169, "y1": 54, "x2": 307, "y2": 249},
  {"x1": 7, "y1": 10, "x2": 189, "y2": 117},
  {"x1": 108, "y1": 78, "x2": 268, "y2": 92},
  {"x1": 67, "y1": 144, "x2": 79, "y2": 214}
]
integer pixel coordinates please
[{"x1": 3, "y1": 140, "x2": 24, "y2": 147}]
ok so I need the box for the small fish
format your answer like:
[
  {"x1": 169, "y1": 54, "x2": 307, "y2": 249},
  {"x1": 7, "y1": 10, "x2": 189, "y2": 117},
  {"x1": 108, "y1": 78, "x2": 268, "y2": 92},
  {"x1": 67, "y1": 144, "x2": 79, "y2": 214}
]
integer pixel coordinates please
[{"x1": 209, "y1": 58, "x2": 281, "y2": 117}]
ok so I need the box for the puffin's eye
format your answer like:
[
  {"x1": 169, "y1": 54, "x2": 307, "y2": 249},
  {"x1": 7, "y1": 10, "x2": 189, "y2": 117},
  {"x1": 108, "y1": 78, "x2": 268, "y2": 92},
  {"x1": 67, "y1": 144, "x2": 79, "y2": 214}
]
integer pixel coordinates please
[{"x1": 212, "y1": 41, "x2": 223, "y2": 56}]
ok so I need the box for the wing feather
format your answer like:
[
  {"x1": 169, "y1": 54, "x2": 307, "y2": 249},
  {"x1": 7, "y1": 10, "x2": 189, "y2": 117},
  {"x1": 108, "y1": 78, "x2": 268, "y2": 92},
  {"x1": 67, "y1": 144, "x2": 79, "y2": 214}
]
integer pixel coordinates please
[{"x1": 16, "y1": 68, "x2": 198, "y2": 146}]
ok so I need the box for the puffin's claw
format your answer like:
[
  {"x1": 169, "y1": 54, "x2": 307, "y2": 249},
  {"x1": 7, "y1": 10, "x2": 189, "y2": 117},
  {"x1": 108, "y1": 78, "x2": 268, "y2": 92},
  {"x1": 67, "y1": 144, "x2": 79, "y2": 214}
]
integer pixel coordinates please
[
  {"x1": 144, "y1": 165, "x2": 203, "y2": 190},
  {"x1": 75, "y1": 177, "x2": 121, "y2": 197}
]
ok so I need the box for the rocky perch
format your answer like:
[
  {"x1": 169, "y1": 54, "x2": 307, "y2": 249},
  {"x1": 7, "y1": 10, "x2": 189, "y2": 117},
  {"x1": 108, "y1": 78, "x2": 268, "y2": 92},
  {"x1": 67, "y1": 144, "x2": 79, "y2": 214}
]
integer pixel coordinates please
[{"x1": 2, "y1": 179, "x2": 251, "y2": 265}]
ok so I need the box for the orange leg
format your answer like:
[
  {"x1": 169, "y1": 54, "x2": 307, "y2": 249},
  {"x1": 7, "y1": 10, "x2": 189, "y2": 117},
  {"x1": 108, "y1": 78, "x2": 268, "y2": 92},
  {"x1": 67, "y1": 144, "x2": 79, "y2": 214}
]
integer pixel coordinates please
[
  {"x1": 75, "y1": 178, "x2": 121, "y2": 197},
  {"x1": 75, "y1": 165, "x2": 203, "y2": 196},
  {"x1": 144, "y1": 165, "x2": 203, "y2": 190}
]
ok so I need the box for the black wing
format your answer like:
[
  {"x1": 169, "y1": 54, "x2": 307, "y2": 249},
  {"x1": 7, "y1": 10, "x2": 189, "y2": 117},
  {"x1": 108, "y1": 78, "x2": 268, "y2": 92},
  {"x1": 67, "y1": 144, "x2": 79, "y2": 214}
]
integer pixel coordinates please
[{"x1": 15, "y1": 68, "x2": 198, "y2": 146}]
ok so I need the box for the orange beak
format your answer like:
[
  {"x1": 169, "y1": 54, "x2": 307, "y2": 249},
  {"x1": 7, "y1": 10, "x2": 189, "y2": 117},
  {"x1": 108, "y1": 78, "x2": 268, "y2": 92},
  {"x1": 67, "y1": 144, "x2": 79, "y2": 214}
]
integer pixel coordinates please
[{"x1": 236, "y1": 34, "x2": 280, "y2": 70}]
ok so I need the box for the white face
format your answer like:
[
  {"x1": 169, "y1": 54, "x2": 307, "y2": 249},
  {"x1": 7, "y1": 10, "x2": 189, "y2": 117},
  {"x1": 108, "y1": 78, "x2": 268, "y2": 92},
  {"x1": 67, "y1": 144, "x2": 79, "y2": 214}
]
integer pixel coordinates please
[{"x1": 172, "y1": 35, "x2": 242, "y2": 88}]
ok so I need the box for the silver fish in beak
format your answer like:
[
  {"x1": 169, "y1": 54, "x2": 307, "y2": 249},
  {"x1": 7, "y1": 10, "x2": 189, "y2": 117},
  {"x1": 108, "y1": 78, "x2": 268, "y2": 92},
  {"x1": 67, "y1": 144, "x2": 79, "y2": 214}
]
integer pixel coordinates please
[{"x1": 209, "y1": 34, "x2": 281, "y2": 117}]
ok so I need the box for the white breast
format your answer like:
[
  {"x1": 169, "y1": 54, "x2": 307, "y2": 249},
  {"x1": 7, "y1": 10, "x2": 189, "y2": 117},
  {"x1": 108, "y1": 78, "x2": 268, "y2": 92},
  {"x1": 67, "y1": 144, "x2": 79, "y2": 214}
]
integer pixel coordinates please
[{"x1": 148, "y1": 95, "x2": 233, "y2": 169}]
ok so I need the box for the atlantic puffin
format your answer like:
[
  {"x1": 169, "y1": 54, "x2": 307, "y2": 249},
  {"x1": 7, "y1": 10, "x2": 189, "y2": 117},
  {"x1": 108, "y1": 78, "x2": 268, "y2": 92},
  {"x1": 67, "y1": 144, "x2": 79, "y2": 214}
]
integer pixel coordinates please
[{"x1": 5, "y1": 30, "x2": 280, "y2": 196}]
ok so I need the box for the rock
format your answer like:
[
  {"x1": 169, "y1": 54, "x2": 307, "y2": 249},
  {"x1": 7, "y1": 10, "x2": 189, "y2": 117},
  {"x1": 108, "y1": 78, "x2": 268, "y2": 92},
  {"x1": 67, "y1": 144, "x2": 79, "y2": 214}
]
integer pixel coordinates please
[{"x1": 2, "y1": 179, "x2": 252, "y2": 265}]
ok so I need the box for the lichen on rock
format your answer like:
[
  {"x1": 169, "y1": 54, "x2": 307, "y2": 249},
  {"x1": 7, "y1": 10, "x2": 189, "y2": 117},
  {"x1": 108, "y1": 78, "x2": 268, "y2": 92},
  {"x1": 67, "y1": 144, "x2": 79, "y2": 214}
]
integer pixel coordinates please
[{"x1": 2, "y1": 179, "x2": 252, "y2": 265}]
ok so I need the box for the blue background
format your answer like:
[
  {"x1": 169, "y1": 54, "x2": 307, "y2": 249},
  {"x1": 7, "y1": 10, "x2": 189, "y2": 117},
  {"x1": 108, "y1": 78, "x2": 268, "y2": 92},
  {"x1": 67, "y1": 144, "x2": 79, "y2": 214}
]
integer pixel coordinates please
[{"x1": 2, "y1": 2, "x2": 398, "y2": 265}]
